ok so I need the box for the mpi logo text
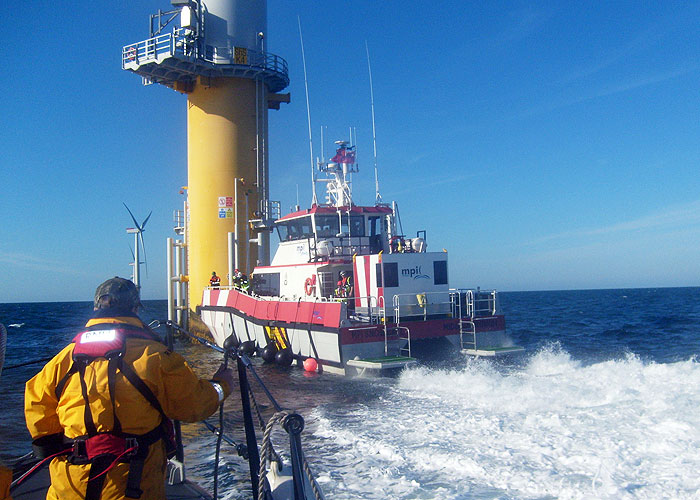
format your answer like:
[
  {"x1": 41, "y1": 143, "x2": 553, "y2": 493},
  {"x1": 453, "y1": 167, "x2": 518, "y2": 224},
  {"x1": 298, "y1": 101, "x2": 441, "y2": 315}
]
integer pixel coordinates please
[{"x1": 401, "y1": 266, "x2": 430, "y2": 280}]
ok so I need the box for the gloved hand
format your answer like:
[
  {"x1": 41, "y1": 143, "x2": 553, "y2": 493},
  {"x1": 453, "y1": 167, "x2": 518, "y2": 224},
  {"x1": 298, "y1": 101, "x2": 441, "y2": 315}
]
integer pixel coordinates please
[{"x1": 212, "y1": 363, "x2": 235, "y2": 396}]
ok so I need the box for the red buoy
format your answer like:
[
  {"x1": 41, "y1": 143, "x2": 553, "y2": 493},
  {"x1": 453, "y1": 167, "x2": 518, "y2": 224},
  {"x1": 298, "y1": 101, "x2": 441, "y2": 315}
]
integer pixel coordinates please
[{"x1": 303, "y1": 358, "x2": 318, "y2": 372}]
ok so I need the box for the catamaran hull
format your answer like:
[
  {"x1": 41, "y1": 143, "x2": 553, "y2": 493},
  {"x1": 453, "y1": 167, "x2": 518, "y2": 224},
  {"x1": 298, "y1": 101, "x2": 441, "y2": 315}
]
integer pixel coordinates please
[{"x1": 199, "y1": 289, "x2": 508, "y2": 375}]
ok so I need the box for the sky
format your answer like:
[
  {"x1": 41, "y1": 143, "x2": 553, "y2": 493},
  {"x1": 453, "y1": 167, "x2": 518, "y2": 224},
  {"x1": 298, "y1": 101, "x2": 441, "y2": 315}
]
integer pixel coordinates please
[{"x1": 1, "y1": 1, "x2": 699, "y2": 303}]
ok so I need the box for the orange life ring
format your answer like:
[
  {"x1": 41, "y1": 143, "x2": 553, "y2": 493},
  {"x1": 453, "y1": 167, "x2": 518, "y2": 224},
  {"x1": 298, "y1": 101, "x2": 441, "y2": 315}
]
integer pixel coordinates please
[{"x1": 304, "y1": 275, "x2": 316, "y2": 296}]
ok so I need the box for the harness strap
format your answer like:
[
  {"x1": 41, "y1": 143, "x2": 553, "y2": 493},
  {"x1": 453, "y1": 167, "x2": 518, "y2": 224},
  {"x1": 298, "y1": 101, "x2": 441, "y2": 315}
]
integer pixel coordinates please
[
  {"x1": 123, "y1": 424, "x2": 166, "y2": 499},
  {"x1": 125, "y1": 458, "x2": 145, "y2": 498},
  {"x1": 55, "y1": 363, "x2": 79, "y2": 400},
  {"x1": 107, "y1": 356, "x2": 123, "y2": 435},
  {"x1": 76, "y1": 361, "x2": 98, "y2": 436},
  {"x1": 118, "y1": 360, "x2": 166, "y2": 417},
  {"x1": 85, "y1": 454, "x2": 113, "y2": 500}
]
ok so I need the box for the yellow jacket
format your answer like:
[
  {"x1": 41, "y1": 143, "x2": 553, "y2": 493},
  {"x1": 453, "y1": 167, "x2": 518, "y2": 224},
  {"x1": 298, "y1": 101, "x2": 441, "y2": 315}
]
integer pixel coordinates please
[{"x1": 25, "y1": 316, "x2": 229, "y2": 500}]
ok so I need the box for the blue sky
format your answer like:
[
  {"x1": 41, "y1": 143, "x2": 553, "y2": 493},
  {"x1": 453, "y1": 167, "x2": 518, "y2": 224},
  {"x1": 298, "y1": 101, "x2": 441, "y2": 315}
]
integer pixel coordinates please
[{"x1": 2, "y1": 1, "x2": 699, "y2": 303}]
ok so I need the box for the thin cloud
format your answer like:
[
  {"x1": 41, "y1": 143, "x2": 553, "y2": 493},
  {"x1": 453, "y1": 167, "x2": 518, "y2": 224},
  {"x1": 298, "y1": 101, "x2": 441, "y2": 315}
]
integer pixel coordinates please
[
  {"x1": 0, "y1": 251, "x2": 83, "y2": 275},
  {"x1": 388, "y1": 172, "x2": 480, "y2": 197},
  {"x1": 556, "y1": 27, "x2": 662, "y2": 86},
  {"x1": 528, "y1": 199, "x2": 700, "y2": 246},
  {"x1": 495, "y1": 7, "x2": 552, "y2": 46},
  {"x1": 514, "y1": 63, "x2": 698, "y2": 120},
  {"x1": 579, "y1": 65, "x2": 697, "y2": 103}
]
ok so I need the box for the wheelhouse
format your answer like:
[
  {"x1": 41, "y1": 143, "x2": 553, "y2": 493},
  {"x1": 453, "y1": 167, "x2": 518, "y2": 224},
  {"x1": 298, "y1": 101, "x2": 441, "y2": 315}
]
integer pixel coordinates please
[{"x1": 271, "y1": 205, "x2": 396, "y2": 264}]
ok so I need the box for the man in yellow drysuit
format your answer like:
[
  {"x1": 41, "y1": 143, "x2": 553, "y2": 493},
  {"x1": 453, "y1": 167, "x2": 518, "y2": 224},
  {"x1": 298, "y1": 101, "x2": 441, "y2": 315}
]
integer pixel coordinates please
[{"x1": 24, "y1": 277, "x2": 235, "y2": 500}]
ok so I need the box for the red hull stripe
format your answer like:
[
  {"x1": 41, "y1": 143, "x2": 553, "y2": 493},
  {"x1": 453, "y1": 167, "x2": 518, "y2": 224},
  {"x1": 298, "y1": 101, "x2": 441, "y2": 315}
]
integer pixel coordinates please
[{"x1": 220, "y1": 289, "x2": 342, "y2": 328}]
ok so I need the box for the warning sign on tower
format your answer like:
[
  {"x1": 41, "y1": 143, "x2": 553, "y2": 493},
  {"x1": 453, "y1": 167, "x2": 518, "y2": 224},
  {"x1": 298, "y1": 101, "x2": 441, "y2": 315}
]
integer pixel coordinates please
[
  {"x1": 218, "y1": 196, "x2": 233, "y2": 208},
  {"x1": 218, "y1": 207, "x2": 234, "y2": 219}
]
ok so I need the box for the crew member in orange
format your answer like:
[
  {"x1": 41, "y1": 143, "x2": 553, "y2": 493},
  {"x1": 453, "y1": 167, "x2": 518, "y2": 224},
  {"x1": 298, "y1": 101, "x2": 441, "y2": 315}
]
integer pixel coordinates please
[
  {"x1": 24, "y1": 277, "x2": 235, "y2": 500},
  {"x1": 209, "y1": 271, "x2": 221, "y2": 288}
]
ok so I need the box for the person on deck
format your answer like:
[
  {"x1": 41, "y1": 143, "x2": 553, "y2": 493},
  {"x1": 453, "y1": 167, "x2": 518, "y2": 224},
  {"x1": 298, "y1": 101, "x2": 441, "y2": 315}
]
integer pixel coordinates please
[
  {"x1": 334, "y1": 271, "x2": 353, "y2": 298},
  {"x1": 233, "y1": 269, "x2": 249, "y2": 291},
  {"x1": 209, "y1": 271, "x2": 221, "y2": 288},
  {"x1": 24, "y1": 277, "x2": 235, "y2": 500}
]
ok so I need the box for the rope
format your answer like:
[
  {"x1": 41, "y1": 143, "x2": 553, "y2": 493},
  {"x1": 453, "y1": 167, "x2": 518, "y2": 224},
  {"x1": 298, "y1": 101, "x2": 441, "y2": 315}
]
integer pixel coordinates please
[
  {"x1": 248, "y1": 382, "x2": 283, "y2": 467},
  {"x1": 257, "y1": 412, "x2": 324, "y2": 500},
  {"x1": 257, "y1": 411, "x2": 287, "y2": 500}
]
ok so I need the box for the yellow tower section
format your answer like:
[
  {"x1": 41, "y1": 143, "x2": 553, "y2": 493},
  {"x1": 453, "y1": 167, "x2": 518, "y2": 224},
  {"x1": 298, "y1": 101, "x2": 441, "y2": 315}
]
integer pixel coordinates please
[{"x1": 187, "y1": 76, "x2": 260, "y2": 307}]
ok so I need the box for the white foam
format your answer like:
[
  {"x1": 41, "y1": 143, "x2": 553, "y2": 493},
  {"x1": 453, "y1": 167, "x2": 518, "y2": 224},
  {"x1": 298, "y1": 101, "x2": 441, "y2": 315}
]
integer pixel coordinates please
[{"x1": 308, "y1": 346, "x2": 700, "y2": 499}]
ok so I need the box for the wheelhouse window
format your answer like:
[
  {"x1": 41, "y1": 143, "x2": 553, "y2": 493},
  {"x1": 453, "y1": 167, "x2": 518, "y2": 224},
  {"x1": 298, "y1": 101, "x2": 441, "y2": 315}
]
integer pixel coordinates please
[
  {"x1": 314, "y1": 215, "x2": 340, "y2": 238},
  {"x1": 276, "y1": 216, "x2": 313, "y2": 241},
  {"x1": 252, "y1": 273, "x2": 280, "y2": 296},
  {"x1": 368, "y1": 216, "x2": 380, "y2": 236},
  {"x1": 341, "y1": 215, "x2": 365, "y2": 237}
]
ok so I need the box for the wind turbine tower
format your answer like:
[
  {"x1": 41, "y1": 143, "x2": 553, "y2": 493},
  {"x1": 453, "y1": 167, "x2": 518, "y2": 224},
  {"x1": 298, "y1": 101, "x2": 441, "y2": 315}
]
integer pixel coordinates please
[
  {"x1": 124, "y1": 204, "x2": 151, "y2": 289},
  {"x1": 121, "y1": 0, "x2": 289, "y2": 316}
]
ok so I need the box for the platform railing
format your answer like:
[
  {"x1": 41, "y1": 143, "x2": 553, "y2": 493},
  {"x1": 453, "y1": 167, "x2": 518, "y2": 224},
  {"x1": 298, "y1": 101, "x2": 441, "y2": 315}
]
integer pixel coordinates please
[{"x1": 122, "y1": 28, "x2": 289, "y2": 76}]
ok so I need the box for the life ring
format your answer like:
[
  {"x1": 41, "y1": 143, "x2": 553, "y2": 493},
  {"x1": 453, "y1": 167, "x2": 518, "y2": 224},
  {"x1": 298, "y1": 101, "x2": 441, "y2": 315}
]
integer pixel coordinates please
[
  {"x1": 126, "y1": 46, "x2": 137, "y2": 62},
  {"x1": 304, "y1": 275, "x2": 316, "y2": 296}
]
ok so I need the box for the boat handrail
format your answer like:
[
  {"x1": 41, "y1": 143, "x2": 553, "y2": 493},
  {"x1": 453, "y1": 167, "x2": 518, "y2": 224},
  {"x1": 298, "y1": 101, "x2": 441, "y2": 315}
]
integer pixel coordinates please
[
  {"x1": 150, "y1": 320, "x2": 324, "y2": 500},
  {"x1": 308, "y1": 236, "x2": 373, "y2": 260},
  {"x1": 347, "y1": 295, "x2": 379, "y2": 323},
  {"x1": 390, "y1": 291, "x2": 453, "y2": 323},
  {"x1": 449, "y1": 288, "x2": 498, "y2": 317}
]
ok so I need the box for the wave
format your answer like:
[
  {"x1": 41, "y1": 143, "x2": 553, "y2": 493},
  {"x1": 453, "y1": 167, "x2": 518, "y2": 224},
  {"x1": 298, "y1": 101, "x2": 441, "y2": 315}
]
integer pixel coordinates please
[
  {"x1": 307, "y1": 345, "x2": 700, "y2": 499},
  {"x1": 7, "y1": 323, "x2": 24, "y2": 328}
]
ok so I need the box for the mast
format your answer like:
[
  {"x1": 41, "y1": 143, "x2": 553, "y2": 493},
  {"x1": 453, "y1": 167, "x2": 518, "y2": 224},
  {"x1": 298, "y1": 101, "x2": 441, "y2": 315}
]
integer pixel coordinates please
[
  {"x1": 298, "y1": 16, "x2": 317, "y2": 206},
  {"x1": 366, "y1": 41, "x2": 382, "y2": 205}
]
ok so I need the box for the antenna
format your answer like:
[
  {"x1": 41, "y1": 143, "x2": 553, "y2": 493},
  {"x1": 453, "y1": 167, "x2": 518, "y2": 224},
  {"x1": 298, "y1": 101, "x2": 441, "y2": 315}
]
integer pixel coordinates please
[
  {"x1": 123, "y1": 203, "x2": 152, "y2": 289},
  {"x1": 365, "y1": 40, "x2": 382, "y2": 204},
  {"x1": 298, "y1": 16, "x2": 318, "y2": 206}
]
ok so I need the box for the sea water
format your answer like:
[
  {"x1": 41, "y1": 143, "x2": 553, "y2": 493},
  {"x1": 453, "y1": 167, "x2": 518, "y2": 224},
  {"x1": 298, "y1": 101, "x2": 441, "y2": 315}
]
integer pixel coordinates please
[{"x1": 1, "y1": 288, "x2": 700, "y2": 499}]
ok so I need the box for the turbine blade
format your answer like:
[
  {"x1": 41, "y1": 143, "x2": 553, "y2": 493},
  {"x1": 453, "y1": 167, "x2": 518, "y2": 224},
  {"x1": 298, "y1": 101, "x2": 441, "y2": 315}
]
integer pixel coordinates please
[
  {"x1": 123, "y1": 203, "x2": 141, "y2": 230},
  {"x1": 141, "y1": 211, "x2": 153, "y2": 231}
]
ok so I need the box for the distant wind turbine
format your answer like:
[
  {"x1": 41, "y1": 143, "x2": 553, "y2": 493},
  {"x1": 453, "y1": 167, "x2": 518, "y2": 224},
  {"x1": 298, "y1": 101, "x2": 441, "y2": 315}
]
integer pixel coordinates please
[{"x1": 123, "y1": 203, "x2": 152, "y2": 290}]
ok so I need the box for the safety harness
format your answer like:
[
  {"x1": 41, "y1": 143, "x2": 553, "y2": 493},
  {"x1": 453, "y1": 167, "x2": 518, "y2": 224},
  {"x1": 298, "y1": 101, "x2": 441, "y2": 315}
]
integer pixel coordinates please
[{"x1": 32, "y1": 320, "x2": 175, "y2": 500}]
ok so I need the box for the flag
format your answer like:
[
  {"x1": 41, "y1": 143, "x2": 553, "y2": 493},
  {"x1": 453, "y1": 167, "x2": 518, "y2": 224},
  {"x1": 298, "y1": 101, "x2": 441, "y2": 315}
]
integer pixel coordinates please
[{"x1": 331, "y1": 146, "x2": 356, "y2": 164}]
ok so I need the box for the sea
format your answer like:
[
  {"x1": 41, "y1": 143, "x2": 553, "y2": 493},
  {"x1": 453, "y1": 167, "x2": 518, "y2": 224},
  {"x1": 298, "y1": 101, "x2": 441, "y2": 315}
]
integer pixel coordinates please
[{"x1": 1, "y1": 287, "x2": 700, "y2": 499}]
